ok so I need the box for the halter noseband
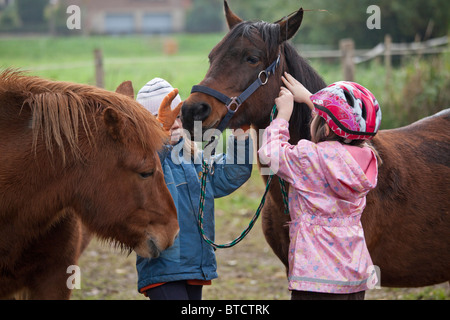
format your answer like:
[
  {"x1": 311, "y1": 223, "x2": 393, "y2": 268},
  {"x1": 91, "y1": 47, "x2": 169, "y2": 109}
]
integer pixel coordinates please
[{"x1": 190, "y1": 54, "x2": 281, "y2": 134}]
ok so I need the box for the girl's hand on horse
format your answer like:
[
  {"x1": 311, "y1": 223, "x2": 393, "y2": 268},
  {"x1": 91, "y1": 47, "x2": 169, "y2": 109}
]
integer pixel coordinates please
[
  {"x1": 275, "y1": 87, "x2": 294, "y2": 121},
  {"x1": 157, "y1": 89, "x2": 183, "y2": 132},
  {"x1": 282, "y1": 72, "x2": 315, "y2": 111}
]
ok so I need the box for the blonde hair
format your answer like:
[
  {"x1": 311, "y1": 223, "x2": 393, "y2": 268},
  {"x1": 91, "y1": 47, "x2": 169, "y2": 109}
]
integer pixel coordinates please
[{"x1": 311, "y1": 115, "x2": 383, "y2": 166}]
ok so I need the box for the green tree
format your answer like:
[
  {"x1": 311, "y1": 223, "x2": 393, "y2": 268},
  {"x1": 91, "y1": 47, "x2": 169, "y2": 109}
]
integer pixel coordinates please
[
  {"x1": 225, "y1": 0, "x2": 450, "y2": 47},
  {"x1": 186, "y1": 0, "x2": 224, "y2": 33},
  {"x1": 16, "y1": 0, "x2": 48, "y2": 26}
]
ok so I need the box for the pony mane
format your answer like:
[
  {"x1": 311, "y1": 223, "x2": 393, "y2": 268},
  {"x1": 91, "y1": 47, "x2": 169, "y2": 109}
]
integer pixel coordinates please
[
  {"x1": 282, "y1": 42, "x2": 326, "y2": 142},
  {"x1": 0, "y1": 69, "x2": 166, "y2": 164},
  {"x1": 212, "y1": 20, "x2": 281, "y2": 66}
]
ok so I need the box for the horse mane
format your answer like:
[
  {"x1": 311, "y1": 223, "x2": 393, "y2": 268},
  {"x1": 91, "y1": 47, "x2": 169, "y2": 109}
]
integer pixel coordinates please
[
  {"x1": 214, "y1": 21, "x2": 281, "y2": 68},
  {"x1": 0, "y1": 69, "x2": 166, "y2": 164},
  {"x1": 219, "y1": 21, "x2": 326, "y2": 142},
  {"x1": 283, "y1": 42, "x2": 326, "y2": 142}
]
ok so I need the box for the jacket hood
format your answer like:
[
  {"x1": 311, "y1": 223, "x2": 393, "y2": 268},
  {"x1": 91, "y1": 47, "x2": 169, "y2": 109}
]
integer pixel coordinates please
[{"x1": 317, "y1": 142, "x2": 378, "y2": 201}]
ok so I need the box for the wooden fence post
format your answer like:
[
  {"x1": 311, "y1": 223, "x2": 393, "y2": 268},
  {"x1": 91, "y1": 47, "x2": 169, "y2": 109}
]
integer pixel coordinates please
[
  {"x1": 94, "y1": 49, "x2": 104, "y2": 88},
  {"x1": 384, "y1": 34, "x2": 392, "y2": 88},
  {"x1": 340, "y1": 38, "x2": 355, "y2": 81}
]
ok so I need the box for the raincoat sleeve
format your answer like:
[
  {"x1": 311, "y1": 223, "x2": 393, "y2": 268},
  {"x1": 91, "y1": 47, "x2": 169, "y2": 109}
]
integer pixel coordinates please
[
  {"x1": 258, "y1": 118, "x2": 313, "y2": 186},
  {"x1": 210, "y1": 134, "x2": 253, "y2": 198}
]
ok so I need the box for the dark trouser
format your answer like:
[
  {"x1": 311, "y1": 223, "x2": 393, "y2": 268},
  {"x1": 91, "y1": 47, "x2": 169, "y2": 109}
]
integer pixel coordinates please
[
  {"x1": 146, "y1": 280, "x2": 203, "y2": 300},
  {"x1": 291, "y1": 290, "x2": 365, "y2": 300}
]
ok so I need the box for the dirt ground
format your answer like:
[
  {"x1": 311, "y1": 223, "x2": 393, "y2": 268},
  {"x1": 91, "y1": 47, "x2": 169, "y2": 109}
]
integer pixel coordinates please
[{"x1": 71, "y1": 233, "x2": 449, "y2": 300}]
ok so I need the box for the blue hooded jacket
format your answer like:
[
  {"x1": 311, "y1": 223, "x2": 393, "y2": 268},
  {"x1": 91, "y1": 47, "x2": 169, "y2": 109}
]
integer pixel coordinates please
[{"x1": 136, "y1": 135, "x2": 253, "y2": 293}]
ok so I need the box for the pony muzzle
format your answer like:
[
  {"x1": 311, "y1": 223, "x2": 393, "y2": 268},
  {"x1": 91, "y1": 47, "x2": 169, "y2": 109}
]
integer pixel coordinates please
[
  {"x1": 146, "y1": 238, "x2": 161, "y2": 258},
  {"x1": 135, "y1": 226, "x2": 179, "y2": 258},
  {"x1": 134, "y1": 237, "x2": 160, "y2": 258},
  {"x1": 181, "y1": 100, "x2": 212, "y2": 134}
]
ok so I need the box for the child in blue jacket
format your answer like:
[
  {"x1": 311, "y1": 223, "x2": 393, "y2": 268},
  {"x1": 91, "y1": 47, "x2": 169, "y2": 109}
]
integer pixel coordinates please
[{"x1": 136, "y1": 78, "x2": 253, "y2": 300}]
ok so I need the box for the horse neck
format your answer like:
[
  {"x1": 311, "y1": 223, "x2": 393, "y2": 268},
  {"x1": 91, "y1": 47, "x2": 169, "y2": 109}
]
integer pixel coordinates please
[
  {"x1": 0, "y1": 160, "x2": 75, "y2": 265},
  {"x1": 0, "y1": 137, "x2": 82, "y2": 228},
  {"x1": 253, "y1": 43, "x2": 326, "y2": 134},
  {"x1": 252, "y1": 44, "x2": 326, "y2": 169},
  {"x1": 258, "y1": 43, "x2": 326, "y2": 143}
]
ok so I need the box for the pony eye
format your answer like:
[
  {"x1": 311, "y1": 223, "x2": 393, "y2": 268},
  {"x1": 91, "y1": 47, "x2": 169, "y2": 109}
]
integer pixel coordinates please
[
  {"x1": 139, "y1": 170, "x2": 154, "y2": 179},
  {"x1": 246, "y1": 56, "x2": 260, "y2": 65}
]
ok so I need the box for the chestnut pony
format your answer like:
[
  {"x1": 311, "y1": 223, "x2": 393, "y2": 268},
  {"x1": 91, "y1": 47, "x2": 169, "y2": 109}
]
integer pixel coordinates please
[
  {"x1": 0, "y1": 70, "x2": 178, "y2": 299},
  {"x1": 182, "y1": 2, "x2": 449, "y2": 288}
]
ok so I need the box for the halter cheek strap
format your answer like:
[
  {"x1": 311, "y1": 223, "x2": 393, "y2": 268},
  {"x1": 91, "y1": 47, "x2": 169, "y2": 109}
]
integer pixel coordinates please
[
  {"x1": 194, "y1": 57, "x2": 290, "y2": 250},
  {"x1": 191, "y1": 54, "x2": 281, "y2": 134}
]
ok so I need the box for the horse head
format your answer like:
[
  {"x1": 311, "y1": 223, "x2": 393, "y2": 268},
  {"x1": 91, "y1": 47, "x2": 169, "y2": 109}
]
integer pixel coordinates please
[
  {"x1": 76, "y1": 80, "x2": 179, "y2": 258},
  {"x1": 0, "y1": 71, "x2": 178, "y2": 260},
  {"x1": 181, "y1": 1, "x2": 306, "y2": 139}
]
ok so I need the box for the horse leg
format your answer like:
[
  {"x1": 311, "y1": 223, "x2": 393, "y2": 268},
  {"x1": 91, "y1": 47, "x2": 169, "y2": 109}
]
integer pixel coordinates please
[
  {"x1": 261, "y1": 184, "x2": 290, "y2": 273},
  {"x1": 23, "y1": 212, "x2": 83, "y2": 299},
  {"x1": 79, "y1": 227, "x2": 92, "y2": 254}
]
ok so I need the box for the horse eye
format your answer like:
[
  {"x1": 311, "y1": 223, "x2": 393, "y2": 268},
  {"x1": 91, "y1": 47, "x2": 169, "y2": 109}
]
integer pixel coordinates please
[
  {"x1": 139, "y1": 170, "x2": 154, "y2": 179},
  {"x1": 246, "y1": 56, "x2": 260, "y2": 65}
]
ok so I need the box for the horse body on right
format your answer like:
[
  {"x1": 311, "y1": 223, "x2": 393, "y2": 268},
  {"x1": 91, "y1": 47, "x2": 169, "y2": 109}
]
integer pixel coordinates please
[{"x1": 364, "y1": 110, "x2": 450, "y2": 287}]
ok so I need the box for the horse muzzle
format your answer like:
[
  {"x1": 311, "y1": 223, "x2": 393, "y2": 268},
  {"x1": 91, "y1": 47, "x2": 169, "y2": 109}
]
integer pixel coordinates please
[
  {"x1": 181, "y1": 99, "x2": 212, "y2": 138},
  {"x1": 134, "y1": 238, "x2": 160, "y2": 258}
]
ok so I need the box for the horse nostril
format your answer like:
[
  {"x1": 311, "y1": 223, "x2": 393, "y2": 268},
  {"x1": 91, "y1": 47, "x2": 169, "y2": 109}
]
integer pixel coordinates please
[
  {"x1": 147, "y1": 239, "x2": 160, "y2": 258},
  {"x1": 181, "y1": 101, "x2": 212, "y2": 133},
  {"x1": 192, "y1": 102, "x2": 211, "y2": 121}
]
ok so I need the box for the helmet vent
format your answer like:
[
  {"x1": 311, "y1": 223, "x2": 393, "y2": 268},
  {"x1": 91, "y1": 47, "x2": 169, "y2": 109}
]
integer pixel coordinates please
[{"x1": 343, "y1": 90, "x2": 354, "y2": 107}]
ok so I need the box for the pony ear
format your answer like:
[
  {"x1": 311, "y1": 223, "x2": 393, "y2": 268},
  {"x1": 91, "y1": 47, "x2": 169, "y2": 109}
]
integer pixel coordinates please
[
  {"x1": 224, "y1": 0, "x2": 242, "y2": 29},
  {"x1": 103, "y1": 108, "x2": 123, "y2": 142},
  {"x1": 115, "y1": 80, "x2": 134, "y2": 99},
  {"x1": 277, "y1": 7, "x2": 304, "y2": 42}
]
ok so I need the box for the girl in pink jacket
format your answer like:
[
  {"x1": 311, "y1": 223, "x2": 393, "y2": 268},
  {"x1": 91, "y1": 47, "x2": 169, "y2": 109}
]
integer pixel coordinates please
[{"x1": 259, "y1": 73, "x2": 382, "y2": 300}]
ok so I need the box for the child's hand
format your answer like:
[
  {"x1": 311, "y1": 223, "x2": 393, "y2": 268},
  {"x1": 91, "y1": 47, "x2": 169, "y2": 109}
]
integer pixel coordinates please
[
  {"x1": 282, "y1": 72, "x2": 314, "y2": 111},
  {"x1": 275, "y1": 87, "x2": 294, "y2": 121}
]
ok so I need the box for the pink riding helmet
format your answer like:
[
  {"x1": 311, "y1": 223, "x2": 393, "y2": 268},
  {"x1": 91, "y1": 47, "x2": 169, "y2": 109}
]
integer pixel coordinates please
[{"x1": 310, "y1": 81, "x2": 382, "y2": 140}]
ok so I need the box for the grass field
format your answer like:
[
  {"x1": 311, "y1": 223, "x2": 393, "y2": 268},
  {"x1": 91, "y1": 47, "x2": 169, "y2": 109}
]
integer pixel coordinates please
[
  {"x1": 0, "y1": 34, "x2": 223, "y2": 98},
  {"x1": 1, "y1": 34, "x2": 448, "y2": 300}
]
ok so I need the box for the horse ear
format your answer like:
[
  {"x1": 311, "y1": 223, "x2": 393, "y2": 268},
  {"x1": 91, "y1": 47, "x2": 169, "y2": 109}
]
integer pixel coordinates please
[
  {"x1": 224, "y1": 0, "x2": 242, "y2": 29},
  {"x1": 115, "y1": 80, "x2": 134, "y2": 99},
  {"x1": 277, "y1": 8, "x2": 304, "y2": 42},
  {"x1": 103, "y1": 108, "x2": 123, "y2": 142}
]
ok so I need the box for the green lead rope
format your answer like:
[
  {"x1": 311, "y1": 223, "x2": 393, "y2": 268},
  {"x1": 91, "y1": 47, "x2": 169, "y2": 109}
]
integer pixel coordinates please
[
  {"x1": 269, "y1": 104, "x2": 290, "y2": 216},
  {"x1": 197, "y1": 105, "x2": 289, "y2": 249}
]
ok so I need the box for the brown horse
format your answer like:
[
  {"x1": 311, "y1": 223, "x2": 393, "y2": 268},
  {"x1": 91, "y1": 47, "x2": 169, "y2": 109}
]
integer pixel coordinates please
[
  {"x1": 182, "y1": 1, "x2": 450, "y2": 288},
  {"x1": 0, "y1": 70, "x2": 179, "y2": 299}
]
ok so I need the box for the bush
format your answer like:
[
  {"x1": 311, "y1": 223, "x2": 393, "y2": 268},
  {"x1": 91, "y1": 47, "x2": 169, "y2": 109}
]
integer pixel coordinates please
[
  {"x1": 0, "y1": 3, "x2": 21, "y2": 29},
  {"x1": 185, "y1": 0, "x2": 224, "y2": 33},
  {"x1": 400, "y1": 53, "x2": 450, "y2": 124},
  {"x1": 16, "y1": 0, "x2": 48, "y2": 26}
]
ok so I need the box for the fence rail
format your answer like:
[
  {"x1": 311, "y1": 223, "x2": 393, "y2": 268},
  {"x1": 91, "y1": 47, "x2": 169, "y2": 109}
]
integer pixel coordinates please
[
  {"x1": 298, "y1": 35, "x2": 448, "y2": 63},
  {"x1": 297, "y1": 35, "x2": 449, "y2": 81}
]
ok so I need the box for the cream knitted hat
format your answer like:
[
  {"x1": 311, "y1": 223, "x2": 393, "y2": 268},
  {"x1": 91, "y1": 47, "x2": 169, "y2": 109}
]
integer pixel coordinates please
[{"x1": 137, "y1": 78, "x2": 182, "y2": 116}]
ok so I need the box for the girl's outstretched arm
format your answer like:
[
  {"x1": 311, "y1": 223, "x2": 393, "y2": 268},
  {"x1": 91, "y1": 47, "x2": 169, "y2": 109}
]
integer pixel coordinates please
[{"x1": 282, "y1": 72, "x2": 315, "y2": 111}]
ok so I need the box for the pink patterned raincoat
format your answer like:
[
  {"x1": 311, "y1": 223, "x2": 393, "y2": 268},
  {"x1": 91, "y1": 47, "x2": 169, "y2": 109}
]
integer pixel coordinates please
[{"x1": 258, "y1": 118, "x2": 378, "y2": 293}]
